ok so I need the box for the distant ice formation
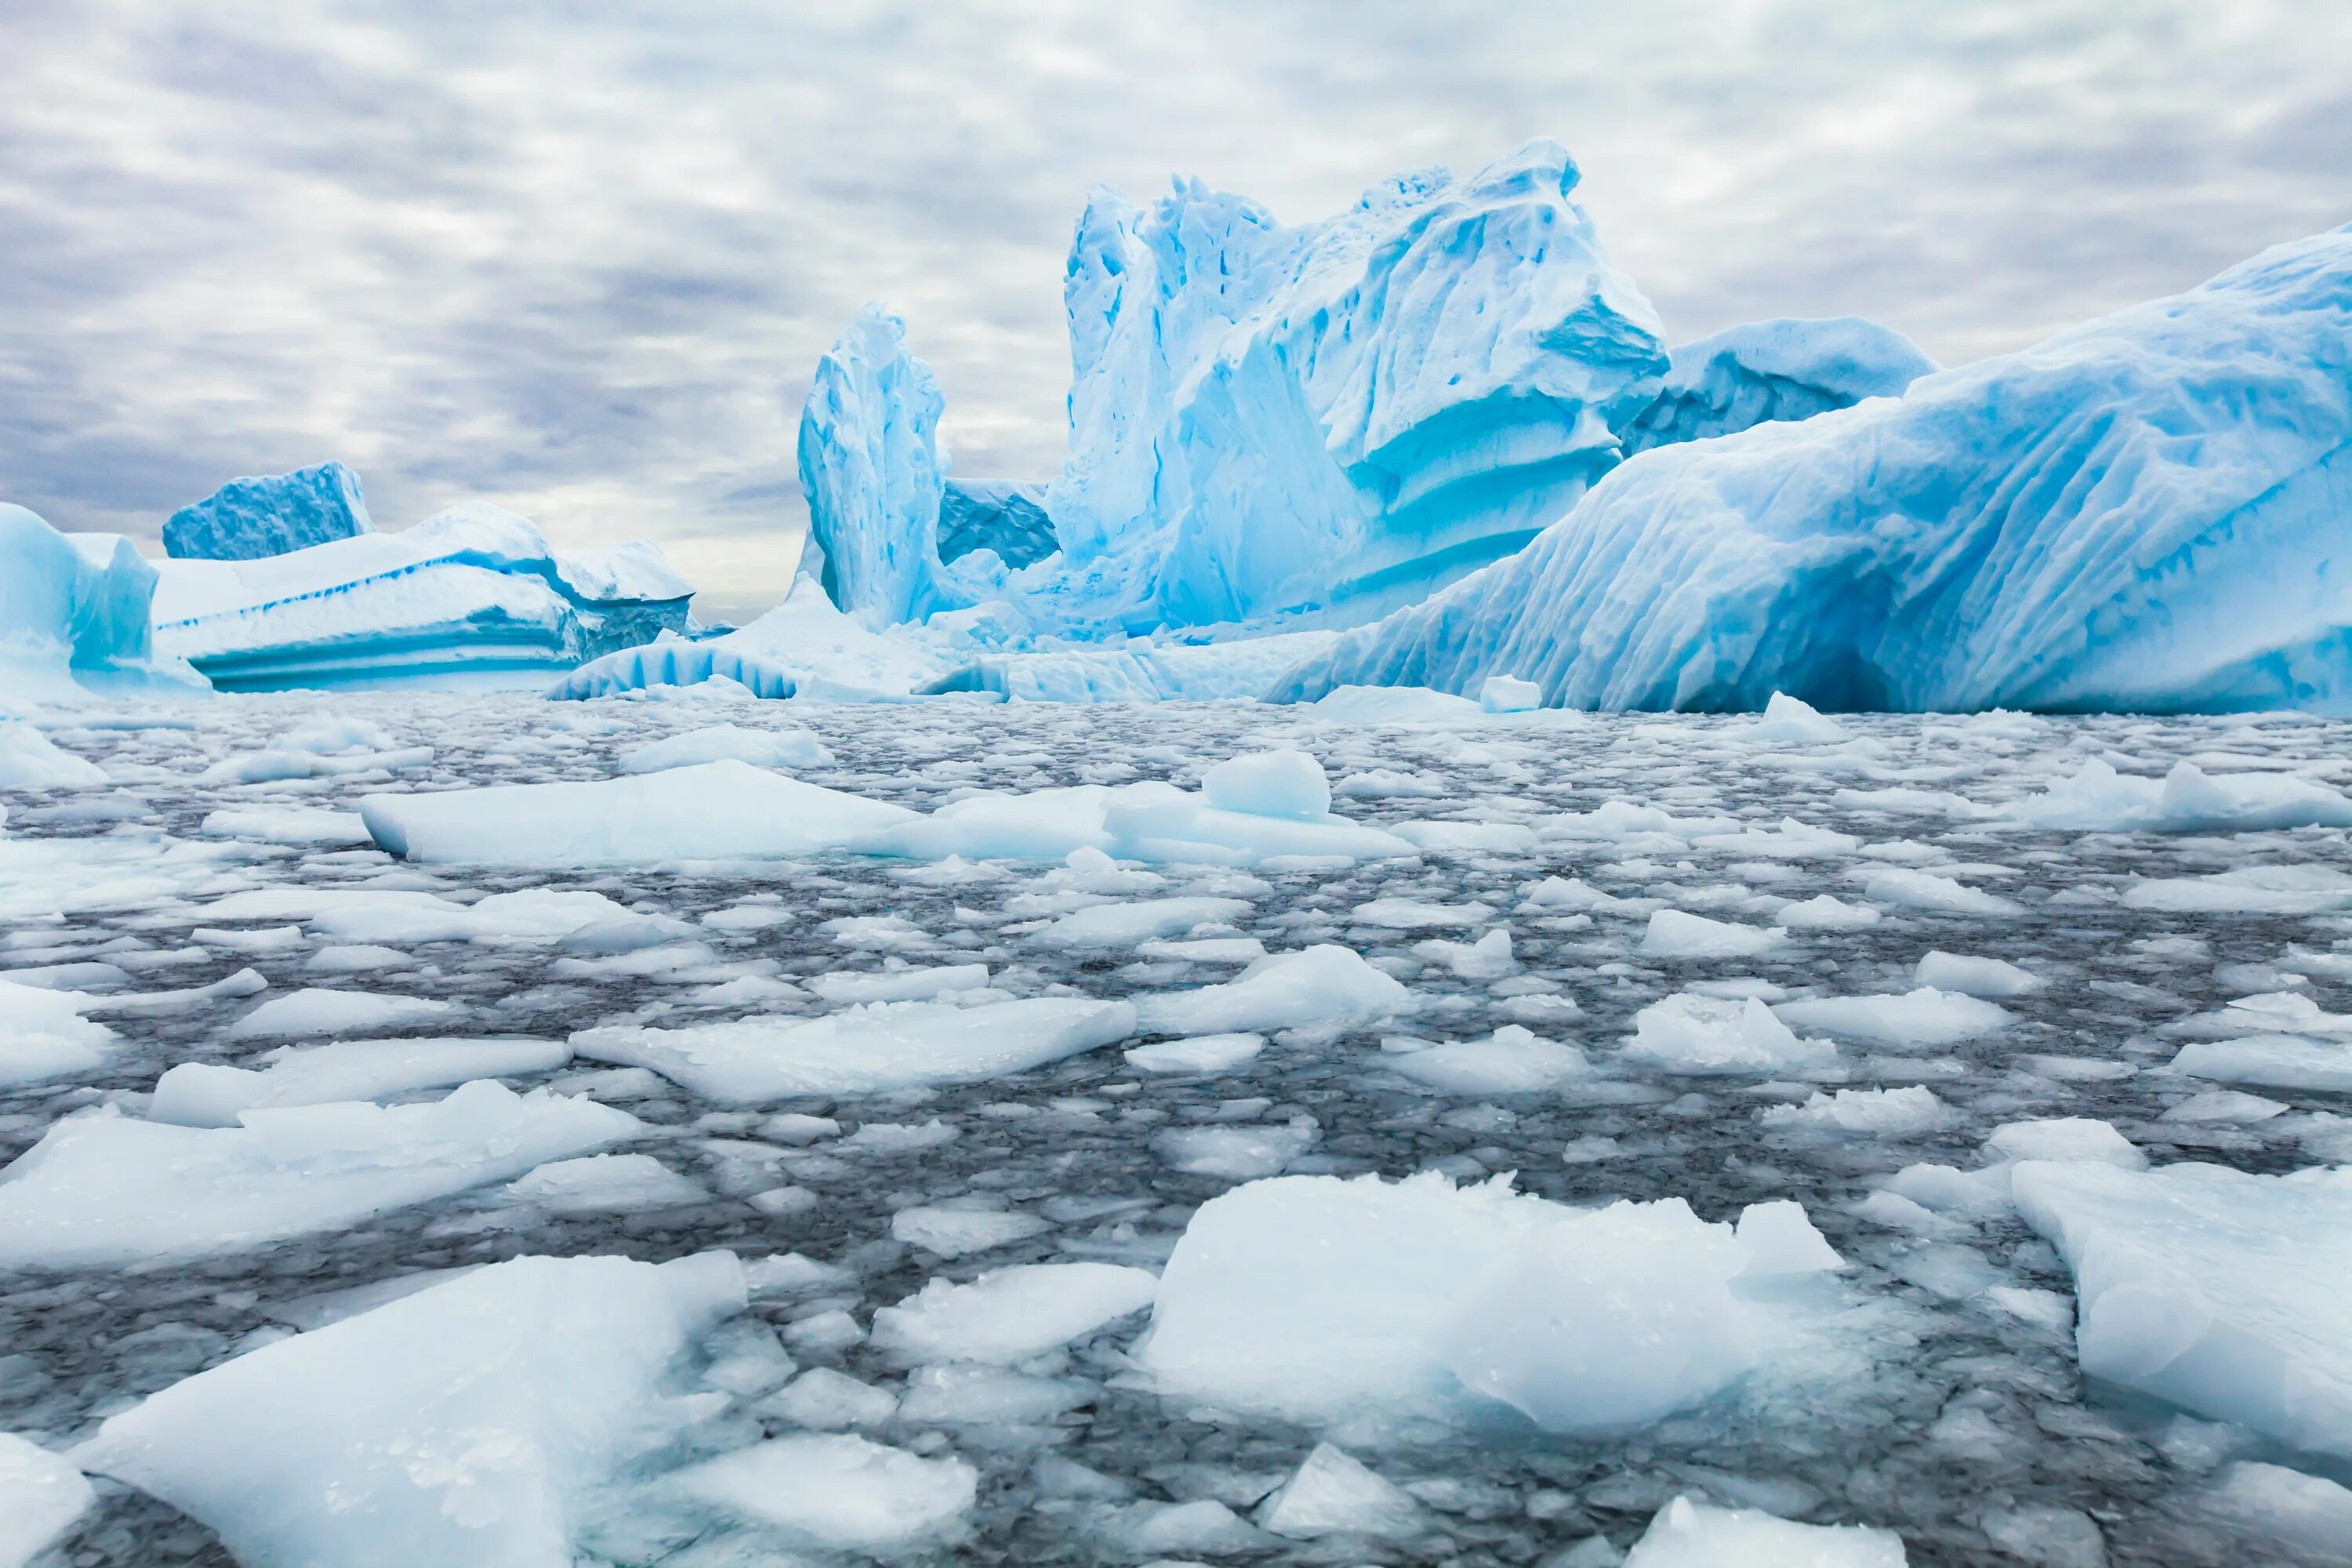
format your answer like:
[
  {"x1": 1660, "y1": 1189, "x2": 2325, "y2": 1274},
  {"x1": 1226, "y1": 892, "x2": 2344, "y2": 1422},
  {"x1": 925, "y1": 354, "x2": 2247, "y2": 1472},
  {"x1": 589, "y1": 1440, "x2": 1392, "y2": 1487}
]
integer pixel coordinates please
[
  {"x1": 153, "y1": 499, "x2": 695, "y2": 691},
  {"x1": 1274, "y1": 224, "x2": 2352, "y2": 713},
  {"x1": 0, "y1": 503, "x2": 205, "y2": 703},
  {"x1": 162, "y1": 461, "x2": 376, "y2": 561}
]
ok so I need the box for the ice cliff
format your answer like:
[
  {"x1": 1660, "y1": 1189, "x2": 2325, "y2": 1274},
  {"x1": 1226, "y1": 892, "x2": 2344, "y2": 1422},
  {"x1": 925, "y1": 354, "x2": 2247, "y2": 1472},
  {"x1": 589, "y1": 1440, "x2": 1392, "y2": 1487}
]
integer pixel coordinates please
[
  {"x1": 162, "y1": 461, "x2": 376, "y2": 561},
  {"x1": 0, "y1": 503, "x2": 204, "y2": 703},
  {"x1": 154, "y1": 499, "x2": 695, "y2": 691},
  {"x1": 1619, "y1": 317, "x2": 1936, "y2": 456},
  {"x1": 1272, "y1": 223, "x2": 2352, "y2": 714}
]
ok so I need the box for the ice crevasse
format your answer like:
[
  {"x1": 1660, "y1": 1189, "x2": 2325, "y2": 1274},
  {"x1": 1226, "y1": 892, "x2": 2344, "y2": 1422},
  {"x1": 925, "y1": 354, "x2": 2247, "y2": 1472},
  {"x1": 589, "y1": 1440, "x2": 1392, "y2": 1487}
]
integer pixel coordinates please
[{"x1": 1272, "y1": 223, "x2": 2352, "y2": 713}]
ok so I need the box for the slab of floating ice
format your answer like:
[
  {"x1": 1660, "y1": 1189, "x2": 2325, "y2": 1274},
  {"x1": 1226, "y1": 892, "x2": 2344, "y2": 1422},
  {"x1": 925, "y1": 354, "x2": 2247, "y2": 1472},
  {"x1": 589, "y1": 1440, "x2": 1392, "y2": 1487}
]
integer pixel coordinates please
[
  {"x1": 2012, "y1": 1160, "x2": 2352, "y2": 1457},
  {"x1": 1260, "y1": 1443, "x2": 1425, "y2": 1539},
  {"x1": 1624, "y1": 994, "x2": 1838, "y2": 1076},
  {"x1": 2161, "y1": 1088, "x2": 2287, "y2": 1124},
  {"x1": 1914, "y1": 951, "x2": 2040, "y2": 997},
  {"x1": 1125, "y1": 1033, "x2": 1267, "y2": 1074},
  {"x1": 1381, "y1": 1026, "x2": 1591, "y2": 1094},
  {"x1": 0, "y1": 1432, "x2": 93, "y2": 1568},
  {"x1": 1201, "y1": 750, "x2": 1330, "y2": 818},
  {"x1": 1154, "y1": 1118, "x2": 1317, "y2": 1179},
  {"x1": 572, "y1": 996, "x2": 1137, "y2": 1102},
  {"x1": 305, "y1": 888, "x2": 677, "y2": 948},
  {"x1": 670, "y1": 1433, "x2": 975, "y2": 1553},
  {"x1": 75, "y1": 967, "x2": 267, "y2": 1019},
  {"x1": 1142, "y1": 1171, "x2": 1840, "y2": 1429},
  {"x1": 361, "y1": 759, "x2": 916, "y2": 865},
  {"x1": 2172, "y1": 1035, "x2": 2352, "y2": 1092},
  {"x1": 807, "y1": 964, "x2": 989, "y2": 1004},
  {"x1": 1479, "y1": 674, "x2": 1543, "y2": 713},
  {"x1": 1777, "y1": 894, "x2": 1881, "y2": 930},
  {"x1": 2009, "y1": 758, "x2": 2352, "y2": 833},
  {"x1": 1773, "y1": 988, "x2": 2011, "y2": 1050},
  {"x1": 1623, "y1": 1495, "x2": 1907, "y2": 1567},
  {"x1": 230, "y1": 986, "x2": 459, "y2": 1038},
  {"x1": 1352, "y1": 898, "x2": 1496, "y2": 930},
  {"x1": 151, "y1": 1036, "x2": 571, "y2": 1125},
  {"x1": 0, "y1": 1081, "x2": 637, "y2": 1268},
  {"x1": 1134, "y1": 946, "x2": 1411, "y2": 1036},
  {"x1": 1762, "y1": 1086, "x2": 1952, "y2": 1136},
  {"x1": 74, "y1": 1251, "x2": 744, "y2": 1568},
  {"x1": 198, "y1": 805, "x2": 372, "y2": 845},
  {"x1": 1640, "y1": 909, "x2": 1788, "y2": 960},
  {"x1": 1984, "y1": 1117, "x2": 2147, "y2": 1170},
  {"x1": 1857, "y1": 868, "x2": 2023, "y2": 916},
  {"x1": 1036, "y1": 896, "x2": 1253, "y2": 948},
  {"x1": 0, "y1": 979, "x2": 114, "y2": 1088},
  {"x1": 761, "y1": 1368, "x2": 897, "y2": 1429},
  {"x1": 617, "y1": 722, "x2": 832, "y2": 774},
  {"x1": 507, "y1": 1152, "x2": 710, "y2": 1213},
  {"x1": 890, "y1": 1205, "x2": 1051, "y2": 1258},
  {"x1": 871, "y1": 1261, "x2": 1158, "y2": 1364},
  {"x1": 2201, "y1": 1461, "x2": 2352, "y2": 1559},
  {"x1": 2124, "y1": 865, "x2": 2352, "y2": 916},
  {"x1": 2169, "y1": 989, "x2": 2352, "y2": 1040},
  {"x1": 0, "y1": 721, "x2": 107, "y2": 788}
]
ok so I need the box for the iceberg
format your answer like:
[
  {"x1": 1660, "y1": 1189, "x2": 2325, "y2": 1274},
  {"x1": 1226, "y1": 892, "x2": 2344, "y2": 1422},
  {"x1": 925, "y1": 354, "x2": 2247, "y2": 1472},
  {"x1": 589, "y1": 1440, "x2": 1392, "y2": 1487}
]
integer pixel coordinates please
[
  {"x1": 74, "y1": 1251, "x2": 746, "y2": 1568},
  {"x1": 1, "y1": 503, "x2": 204, "y2": 702},
  {"x1": 153, "y1": 499, "x2": 695, "y2": 691},
  {"x1": 1618, "y1": 317, "x2": 1936, "y2": 456},
  {"x1": 1273, "y1": 224, "x2": 2352, "y2": 713},
  {"x1": 161, "y1": 460, "x2": 375, "y2": 560}
]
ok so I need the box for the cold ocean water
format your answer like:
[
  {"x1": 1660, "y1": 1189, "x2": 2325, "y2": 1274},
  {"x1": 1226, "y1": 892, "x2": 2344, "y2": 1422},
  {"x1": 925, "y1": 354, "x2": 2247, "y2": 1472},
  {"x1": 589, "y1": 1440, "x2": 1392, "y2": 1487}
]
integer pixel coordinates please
[{"x1": 6, "y1": 688, "x2": 2352, "y2": 1567}]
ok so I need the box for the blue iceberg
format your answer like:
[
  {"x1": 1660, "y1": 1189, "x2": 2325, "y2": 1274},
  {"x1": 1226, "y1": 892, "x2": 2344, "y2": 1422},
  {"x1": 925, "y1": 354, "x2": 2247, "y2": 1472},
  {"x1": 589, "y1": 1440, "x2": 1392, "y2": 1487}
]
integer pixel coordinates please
[
  {"x1": 1619, "y1": 317, "x2": 1936, "y2": 457},
  {"x1": 0, "y1": 504, "x2": 204, "y2": 703},
  {"x1": 154, "y1": 501, "x2": 696, "y2": 691},
  {"x1": 162, "y1": 462, "x2": 376, "y2": 561},
  {"x1": 1271, "y1": 224, "x2": 2352, "y2": 713},
  {"x1": 938, "y1": 481, "x2": 1055, "y2": 570}
]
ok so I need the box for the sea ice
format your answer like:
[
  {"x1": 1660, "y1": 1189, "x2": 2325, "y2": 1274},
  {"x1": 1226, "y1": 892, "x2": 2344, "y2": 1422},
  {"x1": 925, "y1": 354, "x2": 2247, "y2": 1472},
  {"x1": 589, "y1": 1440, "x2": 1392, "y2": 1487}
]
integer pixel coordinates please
[
  {"x1": 669, "y1": 1433, "x2": 975, "y2": 1553},
  {"x1": 1621, "y1": 1494, "x2": 1907, "y2": 1566},
  {"x1": 616, "y1": 723, "x2": 832, "y2": 774},
  {"x1": 572, "y1": 996, "x2": 1138, "y2": 1101},
  {"x1": 0, "y1": 1433, "x2": 93, "y2": 1568},
  {"x1": 505, "y1": 1153, "x2": 710, "y2": 1214},
  {"x1": 1124, "y1": 1032, "x2": 1266, "y2": 1074},
  {"x1": 0, "y1": 1082, "x2": 637, "y2": 1268},
  {"x1": 1381, "y1": 1025, "x2": 1592, "y2": 1094},
  {"x1": 1773, "y1": 988, "x2": 2012, "y2": 1050},
  {"x1": 1134, "y1": 946, "x2": 1411, "y2": 1035},
  {"x1": 1624, "y1": 994, "x2": 1838, "y2": 1076},
  {"x1": 870, "y1": 1261, "x2": 1158, "y2": 1364},
  {"x1": 74, "y1": 1252, "x2": 745, "y2": 1568},
  {"x1": 1258, "y1": 1443, "x2": 1425, "y2": 1539},
  {"x1": 0, "y1": 979, "x2": 114, "y2": 1089},
  {"x1": 0, "y1": 722, "x2": 108, "y2": 788},
  {"x1": 150, "y1": 1036, "x2": 571, "y2": 1125}
]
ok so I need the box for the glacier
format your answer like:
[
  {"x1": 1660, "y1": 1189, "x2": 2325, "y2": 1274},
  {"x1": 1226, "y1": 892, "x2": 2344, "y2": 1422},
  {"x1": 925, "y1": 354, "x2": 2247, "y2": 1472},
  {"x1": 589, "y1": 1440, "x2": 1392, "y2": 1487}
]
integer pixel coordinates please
[
  {"x1": 1272, "y1": 223, "x2": 2352, "y2": 713},
  {"x1": 0, "y1": 503, "x2": 204, "y2": 704},
  {"x1": 161, "y1": 461, "x2": 375, "y2": 561},
  {"x1": 152, "y1": 499, "x2": 696, "y2": 691},
  {"x1": 1618, "y1": 316, "x2": 1936, "y2": 456}
]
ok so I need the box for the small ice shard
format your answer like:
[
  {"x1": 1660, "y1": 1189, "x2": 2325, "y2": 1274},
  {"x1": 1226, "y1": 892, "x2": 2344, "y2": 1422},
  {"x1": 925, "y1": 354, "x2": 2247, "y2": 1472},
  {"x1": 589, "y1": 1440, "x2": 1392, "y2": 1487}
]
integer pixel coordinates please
[{"x1": 870, "y1": 1262, "x2": 1157, "y2": 1365}]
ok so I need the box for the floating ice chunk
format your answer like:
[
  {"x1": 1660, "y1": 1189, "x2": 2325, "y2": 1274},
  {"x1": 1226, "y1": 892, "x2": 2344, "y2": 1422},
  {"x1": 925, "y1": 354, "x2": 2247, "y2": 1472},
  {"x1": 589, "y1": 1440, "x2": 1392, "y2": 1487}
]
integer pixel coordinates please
[
  {"x1": 894, "y1": 1364, "x2": 1094, "y2": 1425},
  {"x1": 1623, "y1": 1495, "x2": 1907, "y2": 1567},
  {"x1": 2159, "y1": 1088, "x2": 2286, "y2": 1124},
  {"x1": 1776, "y1": 895, "x2": 1881, "y2": 931},
  {"x1": 1740, "y1": 693, "x2": 1848, "y2": 744},
  {"x1": 74, "y1": 1252, "x2": 744, "y2": 1568},
  {"x1": 0, "y1": 1432, "x2": 93, "y2": 1568},
  {"x1": 1479, "y1": 675, "x2": 1543, "y2": 713},
  {"x1": 361, "y1": 759, "x2": 916, "y2": 866},
  {"x1": 1692, "y1": 816, "x2": 1860, "y2": 859},
  {"x1": 2201, "y1": 1461, "x2": 2352, "y2": 1559},
  {"x1": 2172, "y1": 1035, "x2": 2352, "y2": 1093},
  {"x1": 1624, "y1": 994, "x2": 1838, "y2": 1076},
  {"x1": 2, "y1": 504, "x2": 200, "y2": 700},
  {"x1": 1124, "y1": 1033, "x2": 1266, "y2": 1074},
  {"x1": 151, "y1": 1036, "x2": 570, "y2": 1125},
  {"x1": 1639, "y1": 909, "x2": 1788, "y2": 960},
  {"x1": 1732, "y1": 1200, "x2": 1847, "y2": 1278},
  {"x1": 76, "y1": 967, "x2": 267, "y2": 1019},
  {"x1": 1762, "y1": 1086, "x2": 1952, "y2": 1137},
  {"x1": 617, "y1": 723, "x2": 832, "y2": 774},
  {"x1": 760, "y1": 1368, "x2": 897, "y2": 1429},
  {"x1": 2011, "y1": 1160, "x2": 2352, "y2": 1456},
  {"x1": 1773, "y1": 988, "x2": 2012, "y2": 1050},
  {"x1": 0, "y1": 1082, "x2": 637, "y2": 1268},
  {"x1": 876, "y1": 773, "x2": 1414, "y2": 867},
  {"x1": 1984, "y1": 1118, "x2": 2145, "y2": 1170},
  {"x1": 199, "y1": 805, "x2": 372, "y2": 845},
  {"x1": 1915, "y1": 951, "x2": 2040, "y2": 997},
  {"x1": 871, "y1": 1262, "x2": 1158, "y2": 1364},
  {"x1": 0, "y1": 722, "x2": 107, "y2": 789},
  {"x1": 506, "y1": 1152, "x2": 710, "y2": 1214},
  {"x1": 1098, "y1": 1498, "x2": 1274, "y2": 1558},
  {"x1": 200, "y1": 743, "x2": 434, "y2": 785},
  {"x1": 1036, "y1": 896, "x2": 1253, "y2": 947},
  {"x1": 0, "y1": 979, "x2": 114, "y2": 1088},
  {"x1": 1201, "y1": 750, "x2": 1331, "y2": 820},
  {"x1": 572, "y1": 996, "x2": 1135, "y2": 1102},
  {"x1": 230, "y1": 987, "x2": 459, "y2": 1039},
  {"x1": 2010, "y1": 758, "x2": 2352, "y2": 833},
  {"x1": 1312, "y1": 685, "x2": 1487, "y2": 724},
  {"x1": 1134, "y1": 946, "x2": 1410, "y2": 1035},
  {"x1": 2170, "y1": 989, "x2": 2352, "y2": 1040},
  {"x1": 1354, "y1": 898, "x2": 1497, "y2": 929},
  {"x1": 1154, "y1": 1117, "x2": 1317, "y2": 1179},
  {"x1": 891, "y1": 1206, "x2": 1051, "y2": 1258},
  {"x1": 808, "y1": 964, "x2": 989, "y2": 1004},
  {"x1": 1259, "y1": 1443, "x2": 1424, "y2": 1539},
  {"x1": 1519, "y1": 876, "x2": 1624, "y2": 913},
  {"x1": 1381, "y1": 1025, "x2": 1590, "y2": 1094},
  {"x1": 2123, "y1": 865, "x2": 2352, "y2": 916},
  {"x1": 1143, "y1": 1171, "x2": 1842, "y2": 1429},
  {"x1": 1857, "y1": 868, "x2": 2023, "y2": 916},
  {"x1": 1417, "y1": 926, "x2": 1517, "y2": 979}
]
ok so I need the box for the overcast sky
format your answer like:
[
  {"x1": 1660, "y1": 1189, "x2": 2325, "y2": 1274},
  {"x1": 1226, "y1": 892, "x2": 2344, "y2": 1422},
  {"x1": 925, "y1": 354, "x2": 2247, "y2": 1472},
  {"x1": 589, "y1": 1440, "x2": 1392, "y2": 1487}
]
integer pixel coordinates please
[{"x1": 6, "y1": 1, "x2": 2348, "y2": 621}]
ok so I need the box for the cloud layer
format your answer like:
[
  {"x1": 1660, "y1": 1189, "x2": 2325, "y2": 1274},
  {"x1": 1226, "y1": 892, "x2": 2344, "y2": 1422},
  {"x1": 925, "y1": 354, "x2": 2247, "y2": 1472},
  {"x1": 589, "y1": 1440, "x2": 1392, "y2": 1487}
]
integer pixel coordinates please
[{"x1": 5, "y1": 1, "x2": 2347, "y2": 620}]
